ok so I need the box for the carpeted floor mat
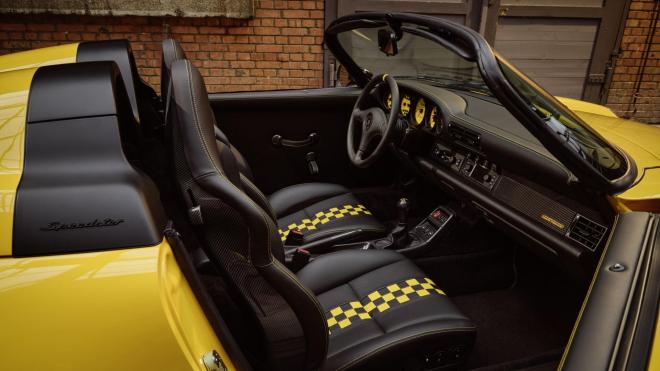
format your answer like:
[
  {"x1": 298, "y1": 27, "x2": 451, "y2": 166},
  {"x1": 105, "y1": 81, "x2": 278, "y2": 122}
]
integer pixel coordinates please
[
  {"x1": 452, "y1": 255, "x2": 584, "y2": 371},
  {"x1": 467, "y1": 349, "x2": 561, "y2": 371},
  {"x1": 453, "y1": 287, "x2": 573, "y2": 369}
]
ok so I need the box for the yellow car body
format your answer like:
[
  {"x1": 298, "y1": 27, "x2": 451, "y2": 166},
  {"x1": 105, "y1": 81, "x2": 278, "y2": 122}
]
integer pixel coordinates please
[
  {"x1": 0, "y1": 44, "x2": 235, "y2": 370},
  {"x1": 0, "y1": 42, "x2": 659, "y2": 371},
  {"x1": 556, "y1": 97, "x2": 660, "y2": 212}
]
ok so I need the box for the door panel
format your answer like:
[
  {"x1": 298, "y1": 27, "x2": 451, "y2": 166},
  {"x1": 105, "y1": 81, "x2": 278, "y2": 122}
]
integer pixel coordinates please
[
  {"x1": 208, "y1": 87, "x2": 398, "y2": 194},
  {"x1": 560, "y1": 212, "x2": 659, "y2": 370}
]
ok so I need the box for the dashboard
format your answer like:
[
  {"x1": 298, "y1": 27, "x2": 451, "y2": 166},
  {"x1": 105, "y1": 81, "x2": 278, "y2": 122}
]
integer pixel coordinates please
[{"x1": 379, "y1": 81, "x2": 613, "y2": 278}]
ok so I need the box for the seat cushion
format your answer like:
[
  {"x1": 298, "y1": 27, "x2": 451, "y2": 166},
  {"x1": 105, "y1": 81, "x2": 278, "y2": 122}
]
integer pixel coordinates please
[
  {"x1": 269, "y1": 182, "x2": 349, "y2": 218},
  {"x1": 298, "y1": 249, "x2": 476, "y2": 371},
  {"x1": 271, "y1": 184, "x2": 386, "y2": 244}
]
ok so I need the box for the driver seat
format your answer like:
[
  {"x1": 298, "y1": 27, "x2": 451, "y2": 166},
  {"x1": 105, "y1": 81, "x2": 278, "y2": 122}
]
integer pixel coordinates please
[{"x1": 161, "y1": 38, "x2": 386, "y2": 245}]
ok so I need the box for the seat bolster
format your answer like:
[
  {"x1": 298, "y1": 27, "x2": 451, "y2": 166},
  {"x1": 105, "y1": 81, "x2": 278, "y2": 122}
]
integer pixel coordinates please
[
  {"x1": 297, "y1": 250, "x2": 406, "y2": 295},
  {"x1": 268, "y1": 183, "x2": 349, "y2": 218},
  {"x1": 259, "y1": 259, "x2": 329, "y2": 370}
]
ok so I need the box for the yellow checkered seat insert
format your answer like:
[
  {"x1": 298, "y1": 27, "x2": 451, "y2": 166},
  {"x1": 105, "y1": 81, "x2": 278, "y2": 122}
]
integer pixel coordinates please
[
  {"x1": 273, "y1": 190, "x2": 386, "y2": 244},
  {"x1": 326, "y1": 277, "x2": 446, "y2": 332}
]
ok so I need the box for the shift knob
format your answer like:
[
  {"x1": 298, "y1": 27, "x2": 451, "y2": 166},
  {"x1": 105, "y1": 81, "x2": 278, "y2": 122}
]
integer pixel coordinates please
[{"x1": 397, "y1": 198, "x2": 410, "y2": 226}]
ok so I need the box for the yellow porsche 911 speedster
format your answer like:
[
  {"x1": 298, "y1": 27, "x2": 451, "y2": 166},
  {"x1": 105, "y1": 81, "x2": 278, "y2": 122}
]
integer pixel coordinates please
[{"x1": 1, "y1": 12, "x2": 659, "y2": 371}]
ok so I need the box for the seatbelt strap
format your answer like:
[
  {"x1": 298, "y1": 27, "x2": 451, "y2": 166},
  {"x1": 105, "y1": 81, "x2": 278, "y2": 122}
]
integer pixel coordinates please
[{"x1": 163, "y1": 80, "x2": 173, "y2": 127}]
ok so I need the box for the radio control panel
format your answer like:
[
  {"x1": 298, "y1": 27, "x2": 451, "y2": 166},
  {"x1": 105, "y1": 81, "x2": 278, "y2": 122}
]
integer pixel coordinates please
[{"x1": 430, "y1": 142, "x2": 499, "y2": 191}]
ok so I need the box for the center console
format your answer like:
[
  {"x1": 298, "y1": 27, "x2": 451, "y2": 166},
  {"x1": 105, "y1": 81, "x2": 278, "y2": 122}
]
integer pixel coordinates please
[
  {"x1": 395, "y1": 206, "x2": 454, "y2": 255},
  {"x1": 410, "y1": 207, "x2": 453, "y2": 244},
  {"x1": 357, "y1": 205, "x2": 456, "y2": 257}
]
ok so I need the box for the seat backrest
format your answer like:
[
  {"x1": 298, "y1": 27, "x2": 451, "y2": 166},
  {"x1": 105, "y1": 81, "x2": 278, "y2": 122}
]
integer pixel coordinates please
[
  {"x1": 168, "y1": 59, "x2": 328, "y2": 370},
  {"x1": 161, "y1": 38, "x2": 256, "y2": 182}
]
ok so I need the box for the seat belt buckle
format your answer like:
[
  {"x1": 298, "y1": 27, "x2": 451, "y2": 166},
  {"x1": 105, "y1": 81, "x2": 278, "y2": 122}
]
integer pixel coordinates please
[
  {"x1": 285, "y1": 228, "x2": 304, "y2": 246},
  {"x1": 188, "y1": 205, "x2": 204, "y2": 225},
  {"x1": 290, "y1": 247, "x2": 311, "y2": 272}
]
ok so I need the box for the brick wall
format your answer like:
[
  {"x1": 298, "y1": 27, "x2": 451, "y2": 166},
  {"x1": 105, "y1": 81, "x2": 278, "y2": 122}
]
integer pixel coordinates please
[
  {"x1": 606, "y1": 0, "x2": 659, "y2": 124},
  {"x1": 0, "y1": 0, "x2": 325, "y2": 93}
]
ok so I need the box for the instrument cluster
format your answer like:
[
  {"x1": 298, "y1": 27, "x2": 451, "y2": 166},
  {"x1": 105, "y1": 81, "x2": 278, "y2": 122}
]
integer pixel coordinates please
[{"x1": 384, "y1": 90, "x2": 445, "y2": 132}]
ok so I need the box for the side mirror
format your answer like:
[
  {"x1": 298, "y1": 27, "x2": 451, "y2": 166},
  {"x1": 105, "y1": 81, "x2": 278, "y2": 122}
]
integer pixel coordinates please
[{"x1": 378, "y1": 29, "x2": 398, "y2": 56}]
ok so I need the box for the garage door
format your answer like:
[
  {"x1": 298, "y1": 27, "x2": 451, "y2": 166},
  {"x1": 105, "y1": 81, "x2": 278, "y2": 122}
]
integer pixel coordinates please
[
  {"x1": 494, "y1": 17, "x2": 599, "y2": 98},
  {"x1": 488, "y1": 0, "x2": 628, "y2": 101}
]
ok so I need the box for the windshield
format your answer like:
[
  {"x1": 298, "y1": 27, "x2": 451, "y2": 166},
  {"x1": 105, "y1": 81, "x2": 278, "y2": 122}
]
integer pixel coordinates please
[
  {"x1": 337, "y1": 23, "x2": 491, "y2": 96},
  {"x1": 336, "y1": 23, "x2": 629, "y2": 182},
  {"x1": 499, "y1": 59, "x2": 627, "y2": 180}
]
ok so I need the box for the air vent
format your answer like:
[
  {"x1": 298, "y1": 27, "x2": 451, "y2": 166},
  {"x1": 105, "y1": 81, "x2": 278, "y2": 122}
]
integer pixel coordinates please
[
  {"x1": 567, "y1": 215, "x2": 607, "y2": 251},
  {"x1": 448, "y1": 122, "x2": 480, "y2": 148}
]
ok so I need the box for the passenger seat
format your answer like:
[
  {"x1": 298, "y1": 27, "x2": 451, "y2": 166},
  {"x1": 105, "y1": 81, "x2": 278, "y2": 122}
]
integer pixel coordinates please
[{"x1": 168, "y1": 58, "x2": 476, "y2": 370}]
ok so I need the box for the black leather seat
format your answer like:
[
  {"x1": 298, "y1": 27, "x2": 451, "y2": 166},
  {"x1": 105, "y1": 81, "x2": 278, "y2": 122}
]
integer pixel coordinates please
[
  {"x1": 168, "y1": 59, "x2": 475, "y2": 370},
  {"x1": 161, "y1": 39, "x2": 386, "y2": 245},
  {"x1": 298, "y1": 249, "x2": 476, "y2": 370}
]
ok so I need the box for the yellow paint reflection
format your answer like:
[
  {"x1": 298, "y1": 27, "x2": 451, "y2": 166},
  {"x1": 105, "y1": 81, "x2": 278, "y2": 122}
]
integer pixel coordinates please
[
  {"x1": 0, "y1": 242, "x2": 233, "y2": 370},
  {"x1": 0, "y1": 43, "x2": 78, "y2": 73},
  {"x1": 0, "y1": 265, "x2": 78, "y2": 292},
  {"x1": 0, "y1": 68, "x2": 35, "y2": 256}
]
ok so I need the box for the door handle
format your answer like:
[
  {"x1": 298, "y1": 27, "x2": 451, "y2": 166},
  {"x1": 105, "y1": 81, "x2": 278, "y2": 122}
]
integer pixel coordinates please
[{"x1": 272, "y1": 132, "x2": 318, "y2": 148}]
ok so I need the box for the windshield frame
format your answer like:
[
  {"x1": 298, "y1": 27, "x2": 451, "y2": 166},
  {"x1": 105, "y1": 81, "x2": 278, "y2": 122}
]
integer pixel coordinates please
[{"x1": 325, "y1": 12, "x2": 636, "y2": 194}]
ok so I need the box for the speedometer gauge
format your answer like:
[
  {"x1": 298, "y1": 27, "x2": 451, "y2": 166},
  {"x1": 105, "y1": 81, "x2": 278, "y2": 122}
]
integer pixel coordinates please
[
  {"x1": 401, "y1": 95, "x2": 411, "y2": 117},
  {"x1": 386, "y1": 93, "x2": 392, "y2": 109},
  {"x1": 429, "y1": 106, "x2": 439, "y2": 129},
  {"x1": 414, "y1": 98, "x2": 425, "y2": 126}
]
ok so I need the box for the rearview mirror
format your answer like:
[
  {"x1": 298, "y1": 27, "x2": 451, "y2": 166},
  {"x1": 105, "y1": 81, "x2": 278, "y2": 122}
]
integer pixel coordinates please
[{"x1": 378, "y1": 29, "x2": 398, "y2": 56}]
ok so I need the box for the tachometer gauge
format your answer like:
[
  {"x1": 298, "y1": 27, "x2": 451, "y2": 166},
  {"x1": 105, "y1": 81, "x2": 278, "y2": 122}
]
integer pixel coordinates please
[
  {"x1": 386, "y1": 93, "x2": 392, "y2": 109},
  {"x1": 401, "y1": 95, "x2": 411, "y2": 117},
  {"x1": 429, "y1": 106, "x2": 439, "y2": 129},
  {"x1": 414, "y1": 98, "x2": 425, "y2": 126}
]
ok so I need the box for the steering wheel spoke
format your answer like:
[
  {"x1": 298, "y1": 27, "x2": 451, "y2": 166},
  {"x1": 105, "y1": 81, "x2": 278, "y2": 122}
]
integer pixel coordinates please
[
  {"x1": 347, "y1": 74, "x2": 400, "y2": 168},
  {"x1": 353, "y1": 108, "x2": 366, "y2": 122},
  {"x1": 358, "y1": 131, "x2": 372, "y2": 152}
]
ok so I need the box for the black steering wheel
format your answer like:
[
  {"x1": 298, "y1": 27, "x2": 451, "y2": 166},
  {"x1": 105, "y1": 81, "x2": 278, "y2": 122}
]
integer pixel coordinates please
[{"x1": 347, "y1": 74, "x2": 400, "y2": 168}]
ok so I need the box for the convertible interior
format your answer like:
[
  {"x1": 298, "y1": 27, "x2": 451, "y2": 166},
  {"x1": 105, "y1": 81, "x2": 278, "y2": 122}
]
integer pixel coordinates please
[
  {"x1": 35, "y1": 16, "x2": 642, "y2": 370},
  {"x1": 161, "y1": 31, "x2": 605, "y2": 369}
]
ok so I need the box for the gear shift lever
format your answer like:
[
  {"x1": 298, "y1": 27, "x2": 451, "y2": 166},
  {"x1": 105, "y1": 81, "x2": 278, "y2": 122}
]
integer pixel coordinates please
[
  {"x1": 397, "y1": 198, "x2": 410, "y2": 227},
  {"x1": 392, "y1": 198, "x2": 411, "y2": 246}
]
